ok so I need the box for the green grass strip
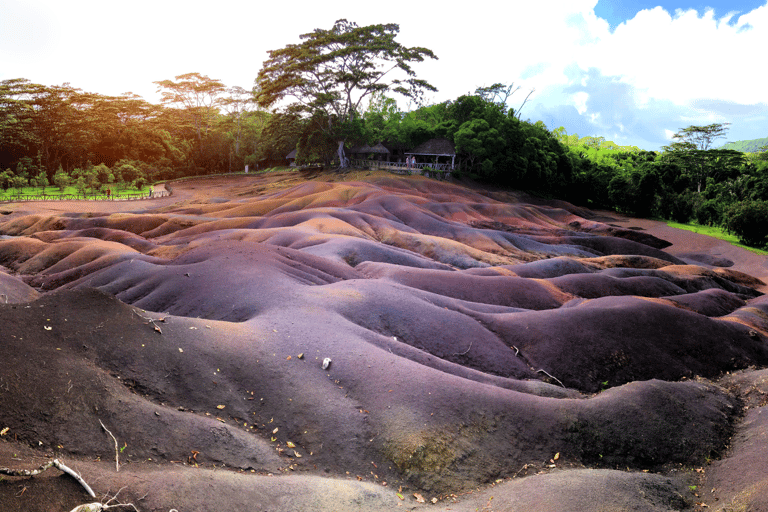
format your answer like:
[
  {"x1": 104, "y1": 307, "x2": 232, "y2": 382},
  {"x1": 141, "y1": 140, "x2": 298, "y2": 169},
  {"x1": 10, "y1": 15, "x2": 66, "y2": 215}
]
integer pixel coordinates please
[
  {"x1": 665, "y1": 220, "x2": 768, "y2": 255},
  {"x1": 0, "y1": 185, "x2": 150, "y2": 201}
]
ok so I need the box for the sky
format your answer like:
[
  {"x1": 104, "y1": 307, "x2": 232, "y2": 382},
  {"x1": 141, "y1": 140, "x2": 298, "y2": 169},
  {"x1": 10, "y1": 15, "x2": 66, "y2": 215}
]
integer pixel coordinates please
[{"x1": 1, "y1": 0, "x2": 766, "y2": 151}]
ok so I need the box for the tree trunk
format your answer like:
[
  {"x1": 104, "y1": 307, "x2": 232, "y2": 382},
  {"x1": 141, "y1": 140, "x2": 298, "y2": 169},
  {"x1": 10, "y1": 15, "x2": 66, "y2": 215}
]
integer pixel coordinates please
[{"x1": 337, "y1": 140, "x2": 347, "y2": 168}]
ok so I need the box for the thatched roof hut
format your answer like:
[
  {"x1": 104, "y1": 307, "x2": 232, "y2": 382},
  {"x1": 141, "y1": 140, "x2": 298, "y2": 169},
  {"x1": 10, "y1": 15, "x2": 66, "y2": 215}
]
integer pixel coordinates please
[
  {"x1": 348, "y1": 143, "x2": 391, "y2": 161},
  {"x1": 405, "y1": 138, "x2": 456, "y2": 169}
]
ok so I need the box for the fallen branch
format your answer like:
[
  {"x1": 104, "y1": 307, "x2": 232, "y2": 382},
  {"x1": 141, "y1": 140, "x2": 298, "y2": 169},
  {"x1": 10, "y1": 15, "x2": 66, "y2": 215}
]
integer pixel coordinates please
[
  {"x1": 537, "y1": 369, "x2": 566, "y2": 389},
  {"x1": 132, "y1": 310, "x2": 165, "y2": 334},
  {"x1": 454, "y1": 341, "x2": 472, "y2": 356},
  {"x1": 69, "y1": 501, "x2": 138, "y2": 511},
  {"x1": 1, "y1": 459, "x2": 95, "y2": 497},
  {"x1": 99, "y1": 419, "x2": 120, "y2": 472}
]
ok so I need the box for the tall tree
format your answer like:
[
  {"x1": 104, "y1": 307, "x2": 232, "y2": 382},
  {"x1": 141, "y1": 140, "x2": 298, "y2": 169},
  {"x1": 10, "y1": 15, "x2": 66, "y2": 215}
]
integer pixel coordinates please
[
  {"x1": 254, "y1": 19, "x2": 437, "y2": 167},
  {"x1": 154, "y1": 73, "x2": 226, "y2": 141},
  {"x1": 0, "y1": 79, "x2": 41, "y2": 170},
  {"x1": 670, "y1": 123, "x2": 731, "y2": 151},
  {"x1": 154, "y1": 73, "x2": 227, "y2": 172},
  {"x1": 219, "y1": 86, "x2": 259, "y2": 172},
  {"x1": 662, "y1": 123, "x2": 735, "y2": 193}
]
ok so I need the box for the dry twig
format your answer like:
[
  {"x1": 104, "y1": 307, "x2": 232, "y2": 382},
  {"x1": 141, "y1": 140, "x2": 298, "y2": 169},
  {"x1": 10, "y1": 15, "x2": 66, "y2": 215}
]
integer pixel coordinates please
[
  {"x1": 99, "y1": 419, "x2": 120, "y2": 472},
  {"x1": 537, "y1": 369, "x2": 566, "y2": 388},
  {"x1": 454, "y1": 341, "x2": 472, "y2": 356}
]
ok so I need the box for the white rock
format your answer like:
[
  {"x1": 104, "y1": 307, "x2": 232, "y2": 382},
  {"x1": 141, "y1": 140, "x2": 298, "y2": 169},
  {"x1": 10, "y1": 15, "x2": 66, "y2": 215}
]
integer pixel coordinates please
[{"x1": 322, "y1": 358, "x2": 332, "y2": 370}]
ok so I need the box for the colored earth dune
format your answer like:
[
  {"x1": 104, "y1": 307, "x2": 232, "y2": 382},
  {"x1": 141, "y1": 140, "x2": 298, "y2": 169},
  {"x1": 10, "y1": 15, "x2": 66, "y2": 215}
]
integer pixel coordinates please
[{"x1": 2, "y1": 171, "x2": 768, "y2": 511}]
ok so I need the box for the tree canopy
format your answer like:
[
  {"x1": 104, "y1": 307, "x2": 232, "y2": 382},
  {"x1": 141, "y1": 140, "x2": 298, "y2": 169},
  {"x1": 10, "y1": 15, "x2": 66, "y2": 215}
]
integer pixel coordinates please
[{"x1": 254, "y1": 19, "x2": 437, "y2": 166}]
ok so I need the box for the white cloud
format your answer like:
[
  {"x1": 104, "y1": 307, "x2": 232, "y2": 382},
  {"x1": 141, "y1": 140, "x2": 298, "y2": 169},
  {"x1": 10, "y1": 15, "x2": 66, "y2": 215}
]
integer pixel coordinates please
[
  {"x1": 1, "y1": 0, "x2": 767, "y2": 150},
  {"x1": 573, "y1": 92, "x2": 589, "y2": 114},
  {"x1": 571, "y1": 4, "x2": 768, "y2": 105}
]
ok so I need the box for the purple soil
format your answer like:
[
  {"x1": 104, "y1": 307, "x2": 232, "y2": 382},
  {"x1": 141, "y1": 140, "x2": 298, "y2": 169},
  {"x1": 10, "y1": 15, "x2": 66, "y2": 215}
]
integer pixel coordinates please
[{"x1": 1, "y1": 171, "x2": 766, "y2": 511}]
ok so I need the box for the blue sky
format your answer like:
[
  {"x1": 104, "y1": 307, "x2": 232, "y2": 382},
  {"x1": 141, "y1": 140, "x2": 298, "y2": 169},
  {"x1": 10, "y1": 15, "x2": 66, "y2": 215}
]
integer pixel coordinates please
[
  {"x1": 1, "y1": 0, "x2": 767, "y2": 151},
  {"x1": 595, "y1": 0, "x2": 767, "y2": 29}
]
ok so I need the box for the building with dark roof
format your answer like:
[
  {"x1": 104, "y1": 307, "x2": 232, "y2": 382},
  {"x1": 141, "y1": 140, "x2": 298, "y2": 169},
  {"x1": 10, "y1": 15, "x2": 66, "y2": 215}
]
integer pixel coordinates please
[{"x1": 405, "y1": 138, "x2": 456, "y2": 169}]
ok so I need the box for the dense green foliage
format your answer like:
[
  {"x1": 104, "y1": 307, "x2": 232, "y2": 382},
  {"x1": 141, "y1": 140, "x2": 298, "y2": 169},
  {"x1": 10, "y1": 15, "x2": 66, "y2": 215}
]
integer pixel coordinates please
[
  {"x1": 0, "y1": 75, "x2": 268, "y2": 189},
  {"x1": 725, "y1": 201, "x2": 768, "y2": 247},
  {"x1": 3, "y1": 20, "x2": 768, "y2": 249},
  {"x1": 549, "y1": 124, "x2": 768, "y2": 248}
]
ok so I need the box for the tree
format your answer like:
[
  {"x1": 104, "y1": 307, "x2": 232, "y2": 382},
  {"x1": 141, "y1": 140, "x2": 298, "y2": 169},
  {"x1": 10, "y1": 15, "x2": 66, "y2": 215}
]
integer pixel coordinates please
[
  {"x1": 53, "y1": 165, "x2": 71, "y2": 191},
  {"x1": 10, "y1": 174, "x2": 27, "y2": 194},
  {"x1": 252, "y1": 113, "x2": 302, "y2": 166},
  {"x1": 0, "y1": 169, "x2": 12, "y2": 190},
  {"x1": 255, "y1": 19, "x2": 437, "y2": 167},
  {"x1": 362, "y1": 93, "x2": 402, "y2": 145},
  {"x1": 32, "y1": 170, "x2": 49, "y2": 190},
  {"x1": 154, "y1": 73, "x2": 227, "y2": 173},
  {"x1": 0, "y1": 79, "x2": 40, "y2": 170},
  {"x1": 154, "y1": 73, "x2": 226, "y2": 142},
  {"x1": 662, "y1": 123, "x2": 733, "y2": 193},
  {"x1": 474, "y1": 82, "x2": 534, "y2": 119},
  {"x1": 726, "y1": 200, "x2": 768, "y2": 247},
  {"x1": 671, "y1": 123, "x2": 731, "y2": 151}
]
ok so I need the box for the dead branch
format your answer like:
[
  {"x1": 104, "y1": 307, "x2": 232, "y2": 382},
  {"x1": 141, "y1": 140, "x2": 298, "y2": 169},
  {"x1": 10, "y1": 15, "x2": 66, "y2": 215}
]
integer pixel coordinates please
[
  {"x1": 454, "y1": 341, "x2": 472, "y2": 356},
  {"x1": 132, "y1": 310, "x2": 165, "y2": 334},
  {"x1": 69, "y1": 501, "x2": 139, "y2": 511},
  {"x1": 99, "y1": 419, "x2": 120, "y2": 472},
  {"x1": 69, "y1": 487, "x2": 144, "y2": 511},
  {"x1": 1, "y1": 459, "x2": 95, "y2": 497},
  {"x1": 537, "y1": 369, "x2": 566, "y2": 388},
  {"x1": 516, "y1": 88, "x2": 535, "y2": 120}
]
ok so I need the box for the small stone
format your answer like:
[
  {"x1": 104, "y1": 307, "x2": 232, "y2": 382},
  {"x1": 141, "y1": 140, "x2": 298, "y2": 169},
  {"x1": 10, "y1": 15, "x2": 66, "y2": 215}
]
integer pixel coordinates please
[{"x1": 322, "y1": 358, "x2": 332, "y2": 370}]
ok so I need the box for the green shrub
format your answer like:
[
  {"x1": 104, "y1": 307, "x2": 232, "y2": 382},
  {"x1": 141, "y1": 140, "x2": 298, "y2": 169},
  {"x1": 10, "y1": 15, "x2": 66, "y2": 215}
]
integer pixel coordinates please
[
  {"x1": 726, "y1": 200, "x2": 768, "y2": 247},
  {"x1": 668, "y1": 191, "x2": 695, "y2": 224},
  {"x1": 695, "y1": 198, "x2": 722, "y2": 226}
]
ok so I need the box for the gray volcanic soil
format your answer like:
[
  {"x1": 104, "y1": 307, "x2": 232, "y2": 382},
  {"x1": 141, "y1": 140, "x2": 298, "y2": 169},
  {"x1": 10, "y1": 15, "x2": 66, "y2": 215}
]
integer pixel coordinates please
[{"x1": 1, "y1": 170, "x2": 768, "y2": 511}]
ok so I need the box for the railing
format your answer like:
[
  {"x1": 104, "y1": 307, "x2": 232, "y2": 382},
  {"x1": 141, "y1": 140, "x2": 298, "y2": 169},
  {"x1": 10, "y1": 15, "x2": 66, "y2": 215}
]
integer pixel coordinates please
[
  {"x1": 351, "y1": 159, "x2": 453, "y2": 179},
  {"x1": 0, "y1": 190, "x2": 170, "y2": 203}
]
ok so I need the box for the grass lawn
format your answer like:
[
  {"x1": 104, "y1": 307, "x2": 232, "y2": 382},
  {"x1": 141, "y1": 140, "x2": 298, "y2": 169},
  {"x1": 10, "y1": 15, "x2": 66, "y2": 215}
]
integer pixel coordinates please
[
  {"x1": 666, "y1": 220, "x2": 768, "y2": 256},
  {"x1": 156, "y1": 167, "x2": 296, "y2": 185},
  {"x1": 0, "y1": 185, "x2": 150, "y2": 200}
]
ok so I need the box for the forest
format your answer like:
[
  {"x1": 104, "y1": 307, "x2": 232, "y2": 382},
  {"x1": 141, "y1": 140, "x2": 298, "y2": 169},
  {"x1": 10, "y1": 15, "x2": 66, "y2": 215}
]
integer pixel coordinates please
[{"x1": 2, "y1": 19, "x2": 768, "y2": 247}]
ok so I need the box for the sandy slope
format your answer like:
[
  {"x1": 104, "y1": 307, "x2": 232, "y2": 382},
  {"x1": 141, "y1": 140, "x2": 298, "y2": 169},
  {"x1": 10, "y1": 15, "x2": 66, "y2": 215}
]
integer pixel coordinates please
[{"x1": 1, "y1": 171, "x2": 768, "y2": 512}]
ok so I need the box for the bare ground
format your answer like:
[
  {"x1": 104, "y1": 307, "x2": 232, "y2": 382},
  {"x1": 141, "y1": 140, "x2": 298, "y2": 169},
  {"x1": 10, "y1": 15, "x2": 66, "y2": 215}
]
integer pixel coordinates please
[{"x1": 1, "y1": 170, "x2": 768, "y2": 511}]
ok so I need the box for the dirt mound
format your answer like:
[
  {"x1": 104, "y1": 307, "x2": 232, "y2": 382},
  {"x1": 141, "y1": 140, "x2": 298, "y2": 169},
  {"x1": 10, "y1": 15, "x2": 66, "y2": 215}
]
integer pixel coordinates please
[
  {"x1": 0, "y1": 267, "x2": 39, "y2": 303},
  {"x1": 0, "y1": 172, "x2": 766, "y2": 511}
]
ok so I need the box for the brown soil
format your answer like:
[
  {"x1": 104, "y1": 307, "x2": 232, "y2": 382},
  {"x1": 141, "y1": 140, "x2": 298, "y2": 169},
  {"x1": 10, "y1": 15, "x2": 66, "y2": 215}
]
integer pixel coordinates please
[{"x1": 1, "y1": 170, "x2": 767, "y2": 511}]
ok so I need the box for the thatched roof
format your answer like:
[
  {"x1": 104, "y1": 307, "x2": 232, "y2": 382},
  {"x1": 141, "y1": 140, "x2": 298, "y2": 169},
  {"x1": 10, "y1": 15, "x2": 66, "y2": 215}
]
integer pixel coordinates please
[
  {"x1": 349, "y1": 143, "x2": 390, "y2": 154},
  {"x1": 406, "y1": 138, "x2": 456, "y2": 156},
  {"x1": 368, "y1": 143, "x2": 391, "y2": 154}
]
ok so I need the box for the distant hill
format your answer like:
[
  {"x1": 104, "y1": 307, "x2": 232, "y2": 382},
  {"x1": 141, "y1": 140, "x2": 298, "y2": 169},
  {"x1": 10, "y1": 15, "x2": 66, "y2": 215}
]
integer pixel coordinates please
[{"x1": 720, "y1": 137, "x2": 768, "y2": 153}]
